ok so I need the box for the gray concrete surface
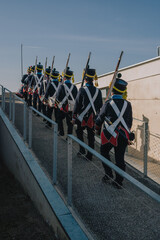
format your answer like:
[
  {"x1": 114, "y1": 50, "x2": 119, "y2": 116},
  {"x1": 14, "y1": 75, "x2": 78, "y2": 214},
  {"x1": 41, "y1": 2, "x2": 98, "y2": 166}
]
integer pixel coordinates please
[
  {"x1": 0, "y1": 108, "x2": 89, "y2": 240},
  {"x1": 3, "y1": 100, "x2": 160, "y2": 240}
]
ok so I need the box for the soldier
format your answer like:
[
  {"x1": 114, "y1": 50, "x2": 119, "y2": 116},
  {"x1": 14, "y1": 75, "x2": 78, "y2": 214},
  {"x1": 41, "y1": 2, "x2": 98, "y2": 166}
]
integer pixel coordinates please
[
  {"x1": 95, "y1": 77, "x2": 133, "y2": 189},
  {"x1": 39, "y1": 66, "x2": 51, "y2": 121},
  {"x1": 72, "y1": 68, "x2": 103, "y2": 161},
  {"x1": 31, "y1": 62, "x2": 43, "y2": 112},
  {"x1": 44, "y1": 68, "x2": 60, "y2": 128},
  {"x1": 16, "y1": 66, "x2": 32, "y2": 101},
  {"x1": 56, "y1": 67, "x2": 78, "y2": 136},
  {"x1": 28, "y1": 66, "x2": 35, "y2": 106}
]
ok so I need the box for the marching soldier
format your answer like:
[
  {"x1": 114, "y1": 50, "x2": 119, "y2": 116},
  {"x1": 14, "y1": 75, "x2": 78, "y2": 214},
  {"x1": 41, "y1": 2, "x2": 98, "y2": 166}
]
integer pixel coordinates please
[
  {"x1": 56, "y1": 67, "x2": 78, "y2": 136},
  {"x1": 22, "y1": 66, "x2": 32, "y2": 103},
  {"x1": 44, "y1": 68, "x2": 61, "y2": 128},
  {"x1": 16, "y1": 66, "x2": 32, "y2": 101},
  {"x1": 28, "y1": 66, "x2": 35, "y2": 106},
  {"x1": 31, "y1": 62, "x2": 43, "y2": 112},
  {"x1": 72, "y1": 68, "x2": 103, "y2": 161},
  {"x1": 95, "y1": 77, "x2": 133, "y2": 189},
  {"x1": 39, "y1": 66, "x2": 51, "y2": 120}
]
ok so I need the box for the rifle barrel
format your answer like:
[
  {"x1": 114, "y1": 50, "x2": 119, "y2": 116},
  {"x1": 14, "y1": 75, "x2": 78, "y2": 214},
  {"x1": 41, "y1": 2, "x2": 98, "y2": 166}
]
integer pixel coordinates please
[
  {"x1": 105, "y1": 51, "x2": 123, "y2": 101},
  {"x1": 81, "y1": 52, "x2": 91, "y2": 87}
]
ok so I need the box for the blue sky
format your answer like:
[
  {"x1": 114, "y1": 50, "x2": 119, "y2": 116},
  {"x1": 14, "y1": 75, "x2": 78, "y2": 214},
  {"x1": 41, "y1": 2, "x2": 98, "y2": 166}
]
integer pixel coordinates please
[{"x1": 0, "y1": 0, "x2": 160, "y2": 91}]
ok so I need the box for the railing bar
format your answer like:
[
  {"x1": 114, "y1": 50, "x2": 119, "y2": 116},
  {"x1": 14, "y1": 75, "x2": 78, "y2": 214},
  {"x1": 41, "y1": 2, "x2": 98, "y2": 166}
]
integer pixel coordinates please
[{"x1": 53, "y1": 124, "x2": 58, "y2": 185}]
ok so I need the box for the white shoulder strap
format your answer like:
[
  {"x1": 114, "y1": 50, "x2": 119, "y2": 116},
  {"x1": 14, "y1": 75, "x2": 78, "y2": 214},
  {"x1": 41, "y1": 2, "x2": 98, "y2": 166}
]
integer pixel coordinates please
[
  {"x1": 77, "y1": 87, "x2": 99, "y2": 122},
  {"x1": 85, "y1": 87, "x2": 98, "y2": 115},
  {"x1": 50, "y1": 81, "x2": 59, "y2": 98},
  {"x1": 104, "y1": 100, "x2": 130, "y2": 137},
  {"x1": 64, "y1": 84, "x2": 75, "y2": 101},
  {"x1": 58, "y1": 84, "x2": 74, "y2": 108}
]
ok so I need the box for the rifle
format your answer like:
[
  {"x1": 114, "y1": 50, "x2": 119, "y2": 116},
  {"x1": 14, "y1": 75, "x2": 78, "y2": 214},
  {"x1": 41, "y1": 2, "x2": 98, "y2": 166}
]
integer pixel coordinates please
[
  {"x1": 49, "y1": 56, "x2": 55, "y2": 80},
  {"x1": 81, "y1": 52, "x2": 91, "y2": 87},
  {"x1": 34, "y1": 56, "x2": 38, "y2": 75},
  {"x1": 44, "y1": 57, "x2": 48, "y2": 76},
  {"x1": 105, "y1": 51, "x2": 123, "y2": 101},
  {"x1": 51, "y1": 56, "x2": 55, "y2": 72},
  {"x1": 62, "y1": 53, "x2": 71, "y2": 83}
]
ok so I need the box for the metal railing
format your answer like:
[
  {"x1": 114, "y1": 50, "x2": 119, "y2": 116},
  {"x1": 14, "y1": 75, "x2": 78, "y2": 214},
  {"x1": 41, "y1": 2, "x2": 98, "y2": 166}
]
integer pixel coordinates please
[
  {"x1": 0, "y1": 84, "x2": 159, "y2": 195},
  {"x1": 67, "y1": 135, "x2": 160, "y2": 205},
  {"x1": 0, "y1": 85, "x2": 58, "y2": 185},
  {"x1": 1, "y1": 84, "x2": 160, "y2": 240}
]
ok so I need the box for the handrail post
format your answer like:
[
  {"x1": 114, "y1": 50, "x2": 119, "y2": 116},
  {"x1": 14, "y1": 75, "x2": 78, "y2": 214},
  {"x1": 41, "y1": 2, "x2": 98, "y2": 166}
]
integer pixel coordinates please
[
  {"x1": 1, "y1": 86, "x2": 4, "y2": 110},
  {"x1": 23, "y1": 102, "x2": 27, "y2": 141},
  {"x1": 29, "y1": 108, "x2": 32, "y2": 149},
  {"x1": 3, "y1": 87, "x2": 6, "y2": 111},
  {"x1": 53, "y1": 123, "x2": 58, "y2": 185},
  {"x1": 9, "y1": 91, "x2": 12, "y2": 120},
  {"x1": 12, "y1": 95, "x2": 15, "y2": 124},
  {"x1": 143, "y1": 121, "x2": 148, "y2": 177},
  {"x1": 67, "y1": 136, "x2": 72, "y2": 206}
]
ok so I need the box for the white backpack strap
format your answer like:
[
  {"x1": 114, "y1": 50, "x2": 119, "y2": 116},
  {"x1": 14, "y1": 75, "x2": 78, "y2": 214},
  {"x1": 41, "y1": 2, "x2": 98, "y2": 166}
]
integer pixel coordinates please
[
  {"x1": 64, "y1": 84, "x2": 75, "y2": 101},
  {"x1": 24, "y1": 75, "x2": 29, "y2": 84},
  {"x1": 58, "y1": 84, "x2": 73, "y2": 108},
  {"x1": 34, "y1": 76, "x2": 38, "y2": 91},
  {"x1": 43, "y1": 80, "x2": 47, "y2": 93},
  {"x1": 104, "y1": 100, "x2": 129, "y2": 137},
  {"x1": 77, "y1": 87, "x2": 99, "y2": 122},
  {"x1": 34, "y1": 75, "x2": 43, "y2": 91},
  {"x1": 110, "y1": 100, "x2": 130, "y2": 133},
  {"x1": 85, "y1": 87, "x2": 98, "y2": 115},
  {"x1": 51, "y1": 81, "x2": 58, "y2": 96}
]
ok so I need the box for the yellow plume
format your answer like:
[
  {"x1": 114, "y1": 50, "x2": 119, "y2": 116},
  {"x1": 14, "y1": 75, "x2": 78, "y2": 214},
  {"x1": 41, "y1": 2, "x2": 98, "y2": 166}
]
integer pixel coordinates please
[
  {"x1": 122, "y1": 89, "x2": 127, "y2": 99},
  {"x1": 72, "y1": 74, "x2": 74, "y2": 83},
  {"x1": 82, "y1": 70, "x2": 85, "y2": 79},
  {"x1": 94, "y1": 74, "x2": 98, "y2": 87}
]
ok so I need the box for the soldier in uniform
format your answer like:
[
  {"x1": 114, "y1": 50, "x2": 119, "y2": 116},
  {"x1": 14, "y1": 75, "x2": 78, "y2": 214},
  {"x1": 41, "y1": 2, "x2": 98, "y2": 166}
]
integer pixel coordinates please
[
  {"x1": 16, "y1": 66, "x2": 32, "y2": 101},
  {"x1": 39, "y1": 66, "x2": 51, "y2": 121},
  {"x1": 31, "y1": 62, "x2": 43, "y2": 112},
  {"x1": 28, "y1": 66, "x2": 35, "y2": 106},
  {"x1": 72, "y1": 68, "x2": 103, "y2": 161},
  {"x1": 56, "y1": 67, "x2": 78, "y2": 136},
  {"x1": 95, "y1": 77, "x2": 133, "y2": 189},
  {"x1": 22, "y1": 66, "x2": 32, "y2": 103},
  {"x1": 44, "y1": 68, "x2": 60, "y2": 128}
]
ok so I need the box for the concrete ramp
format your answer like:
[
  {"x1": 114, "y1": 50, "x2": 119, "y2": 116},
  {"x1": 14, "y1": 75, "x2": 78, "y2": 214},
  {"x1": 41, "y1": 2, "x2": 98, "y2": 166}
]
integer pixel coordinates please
[{"x1": 0, "y1": 108, "x2": 88, "y2": 240}]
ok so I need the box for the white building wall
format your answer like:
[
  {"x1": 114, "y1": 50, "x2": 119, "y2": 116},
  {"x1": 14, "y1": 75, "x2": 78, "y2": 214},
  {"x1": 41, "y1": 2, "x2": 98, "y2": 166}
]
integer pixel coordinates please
[{"x1": 75, "y1": 56, "x2": 160, "y2": 135}]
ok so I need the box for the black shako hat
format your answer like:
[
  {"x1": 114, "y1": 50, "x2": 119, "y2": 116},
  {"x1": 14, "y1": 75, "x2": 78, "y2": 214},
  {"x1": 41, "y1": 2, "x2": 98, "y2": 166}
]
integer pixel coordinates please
[
  {"x1": 37, "y1": 62, "x2": 43, "y2": 72},
  {"x1": 64, "y1": 67, "x2": 73, "y2": 79},
  {"x1": 113, "y1": 77, "x2": 128, "y2": 94},
  {"x1": 45, "y1": 66, "x2": 51, "y2": 75},
  {"x1": 85, "y1": 68, "x2": 96, "y2": 81},
  {"x1": 51, "y1": 68, "x2": 59, "y2": 78}
]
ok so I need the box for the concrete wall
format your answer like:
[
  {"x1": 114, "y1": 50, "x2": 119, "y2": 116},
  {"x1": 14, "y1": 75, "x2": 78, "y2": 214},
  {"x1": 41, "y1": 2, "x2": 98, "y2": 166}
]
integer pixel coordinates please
[{"x1": 0, "y1": 108, "x2": 88, "y2": 240}]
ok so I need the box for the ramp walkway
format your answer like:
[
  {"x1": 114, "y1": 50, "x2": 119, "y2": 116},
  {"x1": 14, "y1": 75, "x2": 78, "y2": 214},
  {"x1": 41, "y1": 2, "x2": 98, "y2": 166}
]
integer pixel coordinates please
[{"x1": 0, "y1": 91, "x2": 160, "y2": 240}]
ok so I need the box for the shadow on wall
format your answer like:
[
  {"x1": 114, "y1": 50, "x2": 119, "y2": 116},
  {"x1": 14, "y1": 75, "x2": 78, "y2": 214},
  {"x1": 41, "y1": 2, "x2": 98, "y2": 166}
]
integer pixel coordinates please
[{"x1": 127, "y1": 115, "x2": 150, "y2": 161}]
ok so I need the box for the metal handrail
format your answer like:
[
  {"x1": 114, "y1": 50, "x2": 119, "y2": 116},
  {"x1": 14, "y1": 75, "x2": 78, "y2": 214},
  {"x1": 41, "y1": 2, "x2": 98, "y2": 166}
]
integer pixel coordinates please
[
  {"x1": 0, "y1": 85, "x2": 58, "y2": 185},
  {"x1": 29, "y1": 107, "x2": 58, "y2": 185},
  {"x1": 67, "y1": 134, "x2": 160, "y2": 206}
]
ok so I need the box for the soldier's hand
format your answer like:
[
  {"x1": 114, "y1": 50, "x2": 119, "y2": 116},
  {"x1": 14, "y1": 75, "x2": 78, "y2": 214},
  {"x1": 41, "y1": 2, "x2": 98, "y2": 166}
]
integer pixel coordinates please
[
  {"x1": 71, "y1": 119, "x2": 76, "y2": 125},
  {"x1": 94, "y1": 124, "x2": 101, "y2": 135}
]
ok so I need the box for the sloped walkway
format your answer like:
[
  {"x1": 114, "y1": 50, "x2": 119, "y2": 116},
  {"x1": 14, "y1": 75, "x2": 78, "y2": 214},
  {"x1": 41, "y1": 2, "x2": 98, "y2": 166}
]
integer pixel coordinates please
[{"x1": 4, "y1": 100, "x2": 160, "y2": 240}]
